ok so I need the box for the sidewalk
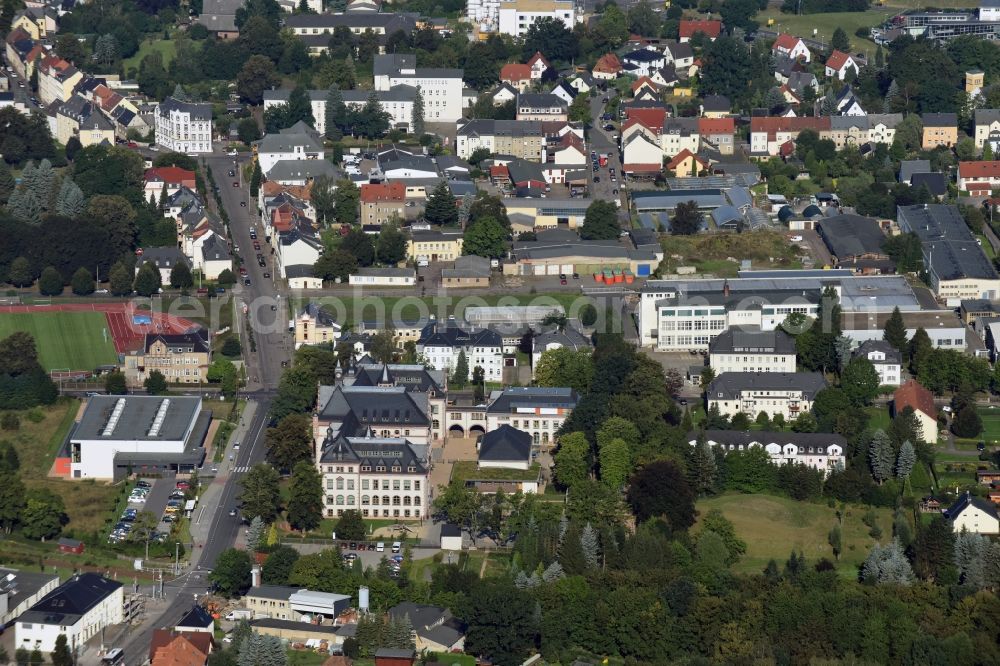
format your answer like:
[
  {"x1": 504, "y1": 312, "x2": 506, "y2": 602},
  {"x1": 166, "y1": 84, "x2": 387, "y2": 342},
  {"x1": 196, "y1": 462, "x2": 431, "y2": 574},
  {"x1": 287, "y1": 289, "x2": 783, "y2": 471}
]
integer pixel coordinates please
[{"x1": 189, "y1": 400, "x2": 258, "y2": 566}]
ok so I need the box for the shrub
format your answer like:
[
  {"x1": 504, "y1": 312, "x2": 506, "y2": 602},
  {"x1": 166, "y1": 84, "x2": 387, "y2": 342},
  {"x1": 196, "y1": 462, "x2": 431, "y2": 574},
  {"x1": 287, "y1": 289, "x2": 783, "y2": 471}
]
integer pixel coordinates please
[{"x1": 0, "y1": 412, "x2": 20, "y2": 431}]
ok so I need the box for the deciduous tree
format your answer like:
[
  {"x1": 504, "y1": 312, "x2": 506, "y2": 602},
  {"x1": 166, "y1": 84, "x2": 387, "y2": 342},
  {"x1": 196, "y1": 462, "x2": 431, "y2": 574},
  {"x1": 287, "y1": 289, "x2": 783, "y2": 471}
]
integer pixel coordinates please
[
  {"x1": 287, "y1": 461, "x2": 323, "y2": 533},
  {"x1": 240, "y1": 464, "x2": 282, "y2": 523},
  {"x1": 627, "y1": 460, "x2": 695, "y2": 529}
]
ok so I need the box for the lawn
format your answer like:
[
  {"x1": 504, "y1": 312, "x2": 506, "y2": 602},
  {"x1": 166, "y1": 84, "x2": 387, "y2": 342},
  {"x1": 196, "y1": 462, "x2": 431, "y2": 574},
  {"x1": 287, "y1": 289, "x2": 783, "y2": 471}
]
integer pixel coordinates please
[
  {"x1": 426, "y1": 653, "x2": 476, "y2": 666},
  {"x1": 1, "y1": 400, "x2": 119, "y2": 535},
  {"x1": 123, "y1": 38, "x2": 178, "y2": 72},
  {"x1": 0, "y1": 311, "x2": 118, "y2": 371},
  {"x1": 757, "y1": 8, "x2": 893, "y2": 52},
  {"x1": 697, "y1": 493, "x2": 894, "y2": 575},
  {"x1": 978, "y1": 406, "x2": 1000, "y2": 442},
  {"x1": 865, "y1": 405, "x2": 892, "y2": 432},
  {"x1": 287, "y1": 650, "x2": 333, "y2": 666},
  {"x1": 660, "y1": 230, "x2": 802, "y2": 276}
]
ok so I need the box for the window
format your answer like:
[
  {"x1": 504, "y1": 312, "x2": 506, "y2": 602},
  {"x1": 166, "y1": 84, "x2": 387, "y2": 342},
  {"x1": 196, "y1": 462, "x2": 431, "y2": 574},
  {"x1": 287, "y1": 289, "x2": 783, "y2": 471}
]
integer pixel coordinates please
[
  {"x1": 336, "y1": 495, "x2": 344, "y2": 505},
  {"x1": 347, "y1": 495, "x2": 355, "y2": 505},
  {"x1": 362, "y1": 495, "x2": 370, "y2": 505},
  {"x1": 336, "y1": 477, "x2": 344, "y2": 490},
  {"x1": 414, "y1": 480, "x2": 421, "y2": 491}
]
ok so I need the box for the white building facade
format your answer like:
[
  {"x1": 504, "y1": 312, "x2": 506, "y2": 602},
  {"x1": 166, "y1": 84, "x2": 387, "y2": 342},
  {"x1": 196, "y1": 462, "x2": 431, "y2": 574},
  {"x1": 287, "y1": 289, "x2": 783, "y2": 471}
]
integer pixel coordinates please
[{"x1": 155, "y1": 96, "x2": 213, "y2": 154}]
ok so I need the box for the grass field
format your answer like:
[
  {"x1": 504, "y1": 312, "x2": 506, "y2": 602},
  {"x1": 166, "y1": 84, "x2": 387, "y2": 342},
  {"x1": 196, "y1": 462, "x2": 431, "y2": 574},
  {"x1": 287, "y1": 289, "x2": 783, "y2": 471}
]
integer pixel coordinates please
[
  {"x1": 660, "y1": 230, "x2": 802, "y2": 276},
  {"x1": 758, "y1": 8, "x2": 892, "y2": 52},
  {"x1": 123, "y1": 38, "x2": 178, "y2": 72},
  {"x1": 0, "y1": 311, "x2": 118, "y2": 371},
  {"x1": 697, "y1": 493, "x2": 894, "y2": 575}
]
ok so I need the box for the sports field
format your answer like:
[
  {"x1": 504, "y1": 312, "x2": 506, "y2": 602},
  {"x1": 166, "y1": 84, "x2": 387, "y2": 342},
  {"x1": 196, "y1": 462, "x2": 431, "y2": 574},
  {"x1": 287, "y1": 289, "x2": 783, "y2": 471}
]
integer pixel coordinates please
[{"x1": 0, "y1": 311, "x2": 118, "y2": 371}]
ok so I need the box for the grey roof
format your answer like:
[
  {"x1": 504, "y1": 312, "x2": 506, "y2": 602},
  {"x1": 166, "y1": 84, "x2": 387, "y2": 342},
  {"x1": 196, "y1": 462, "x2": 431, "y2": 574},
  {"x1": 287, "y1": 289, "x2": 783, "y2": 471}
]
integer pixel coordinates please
[
  {"x1": 921, "y1": 112, "x2": 957, "y2": 127},
  {"x1": 247, "y1": 584, "x2": 302, "y2": 601},
  {"x1": 266, "y1": 159, "x2": 338, "y2": 181},
  {"x1": 478, "y1": 424, "x2": 531, "y2": 462},
  {"x1": 158, "y1": 96, "x2": 211, "y2": 121},
  {"x1": 419, "y1": 321, "x2": 502, "y2": 349},
  {"x1": 532, "y1": 325, "x2": 591, "y2": 354},
  {"x1": 201, "y1": 234, "x2": 231, "y2": 262},
  {"x1": 787, "y1": 71, "x2": 818, "y2": 95},
  {"x1": 318, "y1": 384, "x2": 430, "y2": 428},
  {"x1": 442, "y1": 254, "x2": 491, "y2": 279},
  {"x1": 376, "y1": 649, "x2": 418, "y2": 659},
  {"x1": 73, "y1": 396, "x2": 202, "y2": 442},
  {"x1": 388, "y1": 603, "x2": 465, "y2": 647},
  {"x1": 975, "y1": 108, "x2": 1000, "y2": 126},
  {"x1": 486, "y1": 386, "x2": 578, "y2": 414},
  {"x1": 711, "y1": 204, "x2": 743, "y2": 228},
  {"x1": 16, "y1": 573, "x2": 122, "y2": 628},
  {"x1": 285, "y1": 264, "x2": 317, "y2": 279},
  {"x1": 707, "y1": 372, "x2": 827, "y2": 400},
  {"x1": 317, "y1": 429, "x2": 427, "y2": 472},
  {"x1": 350, "y1": 362, "x2": 444, "y2": 393},
  {"x1": 946, "y1": 492, "x2": 999, "y2": 521},
  {"x1": 256, "y1": 130, "x2": 324, "y2": 154},
  {"x1": 816, "y1": 213, "x2": 885, "y2": 260},
  {"x1": 897, "y1": 204, "x2": 999, "y2": 282},
  {"x1": 507, "y1": 159, "x2": 546, "y2": 184},
  {"x1": 899, "y1": 159, "x2": 931, "y2": 183},
  {"x1": 144, "y1": 329, "x2": 209, "y2": 355},
  {"x1": 708, "y1": 326, "x2": 796, "y2": 355},
  {"x1": 853, "y1": 339, "x2": 902, "y2": 365},
  {"x1": 517, "y1": 93, "x2": 567, "y2": 110},
  {"x1": 868, "y1": 113, "x2": 903, "y2": 129},
  {"x1": 695, "y1": 430, "x2": 847, "y2": 455},
  {"x1": 352, "y1": 267, "x2": 415, "y2": 278},
  {"x1": 0, "y1": 568, "x2": 58, "y2": 617},
  {"x1": 512, "y1": 238, "x2": 658, "y2": 263},
  {"x1": 666, "y1": 41, "x2": 693, "y2": 60},
  {"x1": 632, "y1": 188, "x2": 744, "y2": 211},
  {"x1": 137, "y1": 246, "x2": 192, "y2": 271},
  {"x1": 251, "y1": 617, "x2": 341, "y2": 636},
  {"x1": 197, "y1": 0, "x2": 243, "y2": 32},
  {"x1": 701, "y1": 94, "x2": 731, "y2": 112},
  {"x1": 458, "y1": 118, "x2": 572, "y2": 139},
  {"x1": 177, "y1": 605, "x2": 214, "y2": 629},
  {"x1": 411, "y1": 229, "x2": 463, "y2": 242},
  {"x1": 374, "y1": 53, "x2": 461, "y2": 78},
  {"x1": 910, "y1": 172, "x2": 947, "y2": 196}
]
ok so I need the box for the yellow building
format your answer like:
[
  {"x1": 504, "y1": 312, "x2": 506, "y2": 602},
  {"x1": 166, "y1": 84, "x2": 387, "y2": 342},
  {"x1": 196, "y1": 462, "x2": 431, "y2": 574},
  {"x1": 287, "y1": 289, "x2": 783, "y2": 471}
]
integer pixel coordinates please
[
  {"x1": 294, "y1": 303, "x2": 341, "y2": 349},
  {"x1": 11, "y1": 8, "x2": 56, "y2": 40},
  {"x1": 967, "y1": 69, "x2": 984, "y2": 95},
  {"x1": 921, "y1": 113, "x2": 958, "y2": 150},
  {"x1": 123, "y1": 331, "x2": 211, "y2": 387},
  {"x1": 408, "y1": 229, "x2": 464, "y2": 263}
]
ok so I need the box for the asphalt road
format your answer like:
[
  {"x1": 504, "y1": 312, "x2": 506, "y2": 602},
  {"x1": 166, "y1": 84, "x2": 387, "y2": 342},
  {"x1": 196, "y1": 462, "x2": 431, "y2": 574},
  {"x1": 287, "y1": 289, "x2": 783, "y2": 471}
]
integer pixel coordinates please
[{"x1": 119, "y1": 152, "x2": 291, "y2": 664}]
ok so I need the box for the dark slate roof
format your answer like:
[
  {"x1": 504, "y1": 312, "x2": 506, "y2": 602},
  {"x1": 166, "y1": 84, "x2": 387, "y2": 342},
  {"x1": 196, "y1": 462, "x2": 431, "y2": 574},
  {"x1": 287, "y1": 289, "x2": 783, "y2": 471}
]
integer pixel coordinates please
[
  {"x1": 486, "y1": 387, "x2": 578, "y2": 414},
  {"x1": 158, "y1": 96, "x2": 211, "y2": 121},
  {"x1": 144, "y1": 329, "x2": 209, "y2": 354},
  {"x1": 298, "y1": 302, "x2": 337, "y2": 327},
  {"x1": 17, "y1": 573, "x2": 122, "y2": 627},
  {"x1": 478, "y1": 424, "x2": 532, "y2": 462},
  {"x1": 73, "y1": 396, "x2": 203, "y2": 442},
  {"x1": 506, "y1": 159, "x2": 547, "y2": 185},
  {"x1": 285, "y1": 264, "x2": 316, "y2": 279},
  {"x1": 694, "y1": 429, "x2": 847, "y2": 455},
  {"x1": 701, "y1": 94, "x2": 731, "y2": 112},
  {"x1": 318, "y1": 429, "x2": 427, "y2": 472},
  {"x1": 517, "y1": 93, "x2": 567, "y2": 110},
  {"x1": 532, "y1": 326, "x2": 592, "y2": 354},
  {"x1": 440, "y1": 523, "x2": 461, "y2": 537},
  {"x1": 318, "y1": 385, "x2": 429, "y2": 428},
  {"x1": 899, "y1": 159, "x2": 931, "y2": 183},
  {"x1": 376, "y1": 649, "x2": 418, "y2": 659},
  {"x1": 853, "y1": 339, "x2": 902, "y2": 365},
  {"x1": 176, "y1": 605, "x2": 214, "y2": 629},
  {"x1": 136, "y1": 246, "x2": 192, "y2": 270},
  {"x1": 921, "y1": 112, "x2": 957, "y2": 127},
  {"x1": 816, "y1": 213, "x2": 886, "y2": 260},
  {"x1": 945, "y1": 492, "x2": 999, "y2": 521},
  {"x1": 910, "y1": 172, "x2": 947, "y2": 196},
  {"x1": 707, "y1": 372, "x2": 827, "y2": 400},
  {"x1": 387, "y1": 603, "x2": 465, "y2": 648},
  {"x1": 351, "y1": 363, "x2": 443, "y2": 393},
  {"x1": 247, "y1": 584, "x2": 301, "y2": 601},
  {"x1": 897, "y1": 204, "x2": 999, "y2": 281},
  {"x1": 708, "y1": 326, "x2": 795, "y2": 355},
  {"x1": 623, "y1": 48, "x2": 664, "y2": 64},
  {"x1": 418, "y1": 321, "x2": 502, "y2": 349}
]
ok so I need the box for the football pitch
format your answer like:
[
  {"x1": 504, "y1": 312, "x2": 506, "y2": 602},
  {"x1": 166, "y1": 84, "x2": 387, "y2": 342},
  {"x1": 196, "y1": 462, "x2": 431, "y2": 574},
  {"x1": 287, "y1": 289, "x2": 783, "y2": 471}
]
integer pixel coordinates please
[{"x1": 0, "y1": 311, "x2": 119, "y2": 372}]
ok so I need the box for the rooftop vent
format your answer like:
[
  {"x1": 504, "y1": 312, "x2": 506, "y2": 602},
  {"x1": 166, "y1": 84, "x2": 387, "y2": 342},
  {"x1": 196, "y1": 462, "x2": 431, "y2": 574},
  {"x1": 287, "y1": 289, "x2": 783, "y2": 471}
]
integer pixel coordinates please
[
  {"x1": 147, "y1": 399, "x2": 171, "y2": 438},
  {"x1": 102, "y1": 398, "x2": 128, "y2": 437}
]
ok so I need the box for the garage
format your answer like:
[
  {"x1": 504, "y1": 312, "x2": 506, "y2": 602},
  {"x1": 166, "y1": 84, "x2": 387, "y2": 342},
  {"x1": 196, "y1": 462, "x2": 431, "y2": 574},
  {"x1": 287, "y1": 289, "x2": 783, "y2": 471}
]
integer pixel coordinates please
[
  {"x1": 547, "y1": 264, "x2": 560, "y2": 275},
  {"x1": 561, "y1": 263, "x2": 574, "y2": 274},
  {"x1": 637, "y1": 264, "x2": 652, "y2": 276}
]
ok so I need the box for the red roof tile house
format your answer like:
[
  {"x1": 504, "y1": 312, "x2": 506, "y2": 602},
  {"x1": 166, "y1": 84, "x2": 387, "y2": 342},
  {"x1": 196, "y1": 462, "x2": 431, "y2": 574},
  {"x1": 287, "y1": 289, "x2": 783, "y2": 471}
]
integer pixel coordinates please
[
  {"x1": 698, "y1": 117, "x2": 735, "y2": 155},
  {"x1": 144, "y1": 167, "x2": 197, "y2": 200},
  {"x1": 500, "y1": 63, "x2": 532, "y2": 92},
  {"x1": 666, "y1": 149, "x2": 707, "y2": 177},
  {"x1": 750, "y1": 116, "x2": 831, "y2": 156},
  {"x1": 360, "y1": 182, "x2": 406, "y2": 227},
  {"x1": 772, "y1": 33, "x2": 811, "y2": 62},
  {"x1": 958, "y1": 161, "x2": 1000, "y2": 195},
  {"x1": 527, "y1": 51, "x2": 551, "y2": 79},
  {"x1": 825, "y1": 50, "x2": 859, "y2": 81},
  {"x1": 593, "y1": 53, "x2": 623, "y2": 80},
  {"x1": 679, "y1": 20, "x2": 722, "y2": 43},
  {"x1": 892, "y1": 379, "x2": 938, "y2": 444},
  {"x1": 149, "y1": 631, "x2": 212, "y2": 666}
]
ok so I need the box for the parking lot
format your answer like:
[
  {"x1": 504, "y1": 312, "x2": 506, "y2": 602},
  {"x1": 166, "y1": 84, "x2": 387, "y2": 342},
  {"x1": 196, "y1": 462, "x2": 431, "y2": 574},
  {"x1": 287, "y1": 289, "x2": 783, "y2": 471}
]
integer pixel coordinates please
[{"x1": 109, "y1": 476, "x2": 186, "y2": 547}]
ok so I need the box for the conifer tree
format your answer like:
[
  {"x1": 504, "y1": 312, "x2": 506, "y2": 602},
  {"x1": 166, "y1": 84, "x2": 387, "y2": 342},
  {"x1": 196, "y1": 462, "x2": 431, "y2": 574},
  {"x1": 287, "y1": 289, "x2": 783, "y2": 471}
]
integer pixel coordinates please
[
  {"x1": 868, "y1": 429, "x2": 894, "y2": 484},
  {"x1": 411, "y1": 85, "x2": 425, "y2": 136}
]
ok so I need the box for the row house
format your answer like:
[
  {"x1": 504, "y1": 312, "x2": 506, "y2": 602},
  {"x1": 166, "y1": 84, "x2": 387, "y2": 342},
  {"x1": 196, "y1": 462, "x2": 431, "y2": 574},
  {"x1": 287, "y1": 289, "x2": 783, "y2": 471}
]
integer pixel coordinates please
[
  {"x1": 974, "y1": 108, "x2": 1000, "y2": 151},
  {"x1": 417, "y1": 319, "x2": 505, "y2": 382},
  {"x1": 455, "y1": 118, "x2": 582, "y2": 161},
  {"x1": 155, "y1": 95, "x2": 212, "y2": 154},
  {"x1": 825, "y1": 114, "x2": 903, "y2": 150},
  {"x1": 921, "y1": 112, "x2": 958, "y2": 150},
  {"x1": 11, "y1": 7, "x2": 57, "y2": 40},
  {"x1": 257, "y1": 181, "x2": 315, "y2": 223},
  {"x1": 360, "y1": 182, "x2": 406, "y2": 227},
  {"x1": 262, "y1": 86, "x2": 417, "y2": 136},
  {"x1": 698, "y1": 117, "x2": 735, "y2": 155},
  {"x1": 622, "y1": 115, "x2": 701, "y2": 174},
  {"x1": 691, "y1": 431, "x2": 845, "y2": 477},
  {"x1": 55, "y1": 95, "x2": 115, "y2": 147},
  {"x1": 5, "y1": 28, "x2": 46, "y2": 79},
  {"x1": 515, "y1": 92, "x2": 568, "y2": 121},
  {"x1": 37, "y1": 54, "x2": 82, "y2": 106},
  {"x1": 749, "y1": 116, "x2": 831, "y2": 156}
]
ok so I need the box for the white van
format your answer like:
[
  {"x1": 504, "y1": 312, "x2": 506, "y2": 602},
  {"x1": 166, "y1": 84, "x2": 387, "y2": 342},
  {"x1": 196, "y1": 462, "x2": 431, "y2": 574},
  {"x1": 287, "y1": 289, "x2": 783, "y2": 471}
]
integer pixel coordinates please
[
  {"x1": 375, "y1": 541, "x2": 385, "y2": 552},
  {"x1": 391, "y1": 541, "x2": 401, "y2": 553}
]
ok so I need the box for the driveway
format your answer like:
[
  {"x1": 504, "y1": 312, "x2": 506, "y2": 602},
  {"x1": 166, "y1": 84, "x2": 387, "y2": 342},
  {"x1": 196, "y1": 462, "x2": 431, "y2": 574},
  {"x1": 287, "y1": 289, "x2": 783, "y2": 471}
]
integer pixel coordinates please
[{"x1": 134, "y1": 476, "x2": 174, "y2": 526}]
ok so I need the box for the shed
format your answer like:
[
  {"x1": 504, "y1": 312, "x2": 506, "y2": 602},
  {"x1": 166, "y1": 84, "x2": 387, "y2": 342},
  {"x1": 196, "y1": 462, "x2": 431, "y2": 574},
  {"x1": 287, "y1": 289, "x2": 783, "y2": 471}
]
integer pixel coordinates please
[
  {"x1": 375, "y1": 648, "x2": 416, "y2": 666},
  {"x1": 802, "y1": 204, "x2": 823, "y2": 218},
  {"x1": 777, "y1": 205, "x2": 794, "y2": 223},
  {"x1": 440, "y1": 524, "x2": 462, "y2": 551},
  {"x1": 57, "y1": 538, "x2": 84, "y2": 555}
]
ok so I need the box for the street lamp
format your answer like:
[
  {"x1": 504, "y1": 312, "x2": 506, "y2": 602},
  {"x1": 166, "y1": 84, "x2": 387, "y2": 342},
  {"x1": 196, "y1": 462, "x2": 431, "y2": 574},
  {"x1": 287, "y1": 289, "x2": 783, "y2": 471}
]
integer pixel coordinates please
[{"x1": 174, "y1": 542, "x2": 180, "y2": 575}]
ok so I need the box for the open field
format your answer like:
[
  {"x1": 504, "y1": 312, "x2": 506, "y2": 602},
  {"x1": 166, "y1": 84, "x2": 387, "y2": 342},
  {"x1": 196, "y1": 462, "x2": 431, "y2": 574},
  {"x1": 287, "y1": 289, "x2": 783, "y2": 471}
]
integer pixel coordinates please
[
  {"x1": 660, "y1": 230, "x2": 802, "y2": 277},
  {"x1": 0, "y1": 311, "x2": 118, "y2": 371},
  {"x1": 758, "y1": 8, "x2": 892, "y2": 52},
  {"x1": 123, "y1": 38, "x2": 178, "y2": 72},
  {"x1": 697, "y1": 493, "x2": 894, "y2": 574},
  {"x1": 2, "y1": 400, "x2": 119, "y2": 535}
]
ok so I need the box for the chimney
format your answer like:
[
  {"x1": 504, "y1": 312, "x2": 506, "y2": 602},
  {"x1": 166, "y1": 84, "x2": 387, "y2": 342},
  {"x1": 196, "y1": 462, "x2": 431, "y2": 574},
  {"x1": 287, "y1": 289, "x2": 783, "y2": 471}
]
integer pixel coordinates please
[
  {"x1": 251, "y1": 565, "x2": 261, "y2": 588},
  {"x1": 722, "y1": 279, "x2": 730, "y2": 297}
]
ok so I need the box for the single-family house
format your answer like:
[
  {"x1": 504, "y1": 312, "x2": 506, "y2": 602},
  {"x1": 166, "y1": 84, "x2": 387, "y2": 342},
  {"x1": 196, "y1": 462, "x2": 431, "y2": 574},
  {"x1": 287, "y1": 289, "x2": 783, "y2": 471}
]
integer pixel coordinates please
[
  {"x1": 771, "y1": 33, "x2": 811, "y2": 62},
  {"x1": 824, "y1": 50, "x2": 859, "y2": 80},
  {"x1": 892, "y1": 379, "x2": 938, "y2": 443},
  {"x1": 679, "y1": 19, "x2": 721, "y2": 43},
  {"x1": 946, "y1": 492, "x2": 1000, "y2": 534},
  {"x1": 593, "y1": 53, "x2": 622, "y2": 80},
  {"x1": 852, "y1": 340, "x2": 902, "y2": 386},
  {"x1": 500, "y1": 63, "x2": 532, "y2": 92},
  {"x1": 921, "y1": 113, "x2": 958, "y2": 150}
]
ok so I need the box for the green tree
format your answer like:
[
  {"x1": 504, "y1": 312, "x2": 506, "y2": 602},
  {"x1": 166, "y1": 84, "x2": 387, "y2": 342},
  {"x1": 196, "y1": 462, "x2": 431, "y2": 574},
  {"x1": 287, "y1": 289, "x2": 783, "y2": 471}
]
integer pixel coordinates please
[
  {"x1": 599, "y1": 436, "x2": 631, "y2": 489},
  {"x1": 451, "y1": 349, "x2": 469, "y2": 387},
  {"x1": 332, "y1": 178, "x2": 359, "y2": 225},
  {"x1": 287, "y1": 461, "x2": 323, "y2": 533},
  {"x1": 424, "y1": 180, "x2": 458, "y2": 226},
  {"x1": 896, "y1": 440, "x2": 916, "y2": 480},
  {"x1": 313, "y1": 250, "x2": 357, "y2": 282},
  {"x1": 20, "y1": 488, "x2": 64, "y2": 540},
  {"x1": 218, "y1": 268, "x2": 236, "y2": 287},
  {"x1": 325, "y1": 87, "x2": 346, "y2": 140},
  {"x1": 169, "y1": 261, "x2": 193, "y2": 290},
  {"x1": 236, "y1": 117, "x2": 261, "y2": 145},
  {"x1": 50, "y1": 635, "x2": 72, "y2": 666},
  {"x1": 70, "y1": 266, "x2": 95, "y2": 295},
  {"x1": 883, "y1": 306, "x2": 908, "y2": 353},
  {"x1": 340, "y1": 228, "x2": 375, "y2": 266},
  {"x1": 38, "y1": 266, "x2": 63, "y2": 296},
  {"x1": 104, "y1": 371, "x2": 127, "y2": 395},
  {"x1": 411, "y1": 85, "x2": 425, "y2": 136},
  {"x1": 671, "y1": 200, "x2": 703, "y2": 235},
  {"x1": 133, "y1": 263, "x2": 161, "y2": 297},
  {"x1": 701, "y1": 37, "x2": 751, "y2": 100},
  {"x1": 554, "y1": 431, "x2": 590, "y2": 489},
  {"x1": 462, "y1": 216, "x2": 507, "y2": 258},
  {"x1": 580, "y1": 200, "x2": 619, "y2": 240},
  {"x1": 265, "y1": 413, "x2": 313, "y2": 472},
  {"x1": 210, "y1": 549, "x2": 254, "y2": 598},
  {"x1": 831, "y1": 27, "x2": 850, "y2": 53},
  {"x1": 464, "y1": 580, "x2": 538, "y2": 666},
  {"x1": 7, "y1": 256, "x2": 32, "y2": 287},
  {"x1": 236, "y1": 54, "x2": 281, "y2": 105},
  {"x1": 699, "y1": 509, "x2": 747, "y2": 565},
  {"x1": 628, "y1": 460, "x2": 695, "y2": 528},
  {"x1": 534, "y1": 348, "x2": 593, "y2": 394},
  {"x1": 240, "y1": 464, "x2": 282, "y2": 522},
  {"x1": 375, "y1": 222, "x2": 407, "y2": 265},
  {"x1": 0, "y1": 472, "x2": 25, "y2": 534},
  {"x1": 144, "y1": 370, "x2": 168, "y2": 395},
  {"x1": 828, "y1": 524, "x2": 842, "y2": 561},
  {"x1": 868, "y1": 429, "x2": 894, "y2": 484},
  {"x1": 334, "y1": 509, "x2": 366, "y2": 540},
  {"x1": 841, "y1": 357, "x2": 880, "y2": 405},
  {"x1": 688, "y1": 438, "x2": 718, "y2": 496},
  {"x1": 952, "y1": 404, "x2": 983, "y2": 438},
  {"x1": 249, "y1": 160, "x2": 262, "y2": 197},
  {"x1": 568, "y1": 94, "x2": 591, "y2": 124}
]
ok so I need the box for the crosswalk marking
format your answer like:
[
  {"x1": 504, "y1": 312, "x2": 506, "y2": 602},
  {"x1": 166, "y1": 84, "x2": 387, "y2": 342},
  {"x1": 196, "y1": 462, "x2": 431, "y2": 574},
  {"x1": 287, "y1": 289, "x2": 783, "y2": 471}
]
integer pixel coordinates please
[{"x1": 231, "y1": 466, "x2": 251, "y2": 474}]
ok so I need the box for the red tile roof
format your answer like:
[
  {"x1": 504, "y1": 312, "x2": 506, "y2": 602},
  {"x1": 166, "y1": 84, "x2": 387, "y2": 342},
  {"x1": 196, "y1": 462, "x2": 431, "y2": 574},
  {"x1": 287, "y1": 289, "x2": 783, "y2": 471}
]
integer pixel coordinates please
[
  {"x1": 750, "y1": 116, "x2": 831, "y2": 138},
  {"x1": 360, "y1": 182, "x2": 406, "y2": 203},
  {"x1": 825, "y1": 50, "x2": 853, "y2": 71},
  {"x1": 772, "y1": 33, "x2": 803, "y2": 52},
  {"x1": 593, "y1": 53, "x2": 622, "y2": 74},
  {"x1": 631, "y1": 76, "x2": 658, "y2": 92},
  {"x1": 149, "y1": 630, "x2": 213, "y2": 665},
  {"x1": 500, "y1": 63, "x2": 531, "y2": 82},
  {"x1": 894, "y1": 379, "x2": 936, "y2": 419},
  {"x1": 698, "y1": 117, "x2": 735, "y2": 134},
  {"x1": 623, "y1": 162, "x2": 662, "y2": 173},
  {"x1": 625, "y1": 107, "x2": 667, "y2": 129},
  {"x1": 679, "y1": 20, "x2": 722, "y2": 39},
  {"x1": 958, "y1": 161, "x2": 1000, "y2": 180},
  {"x1": 666, "y1": 148, "x2": 707, "y2": 169},
  {"x1": 145, "y1": 167, "x2": 197, "y2": 186},
  {"x1": 527, "y1": 51, "x2": 550, "y2": 69}
]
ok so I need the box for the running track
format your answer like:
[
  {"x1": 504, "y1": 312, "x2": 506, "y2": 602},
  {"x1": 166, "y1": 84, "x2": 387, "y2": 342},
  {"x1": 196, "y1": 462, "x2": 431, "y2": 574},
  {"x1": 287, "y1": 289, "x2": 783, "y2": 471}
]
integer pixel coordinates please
[{"x1": 0, "y1": 303, "x2": 199, "y2": 354}]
